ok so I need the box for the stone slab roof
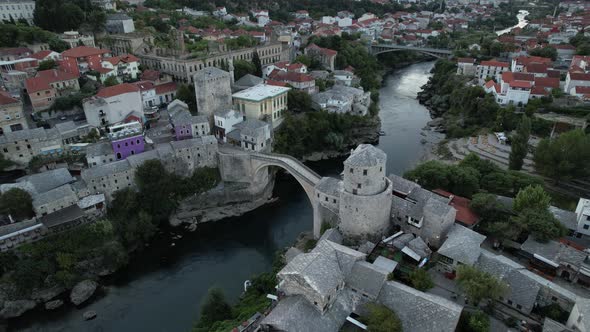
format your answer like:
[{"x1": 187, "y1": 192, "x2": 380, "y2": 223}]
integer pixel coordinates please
[
  {"x1": 82, "y1": 159, "x2": 131, "y2": 179},
  {"x1": 261, "y1": 292, "x2": 352, "y2": 332},
  {"x1": 378, "y1": 281, "x2": 463, "y2": 332},
  {"x1": 343, "y1": 144, "x2": 386, "y2": 168},
  {"x1": 438, "y1": 224, "x2": 486, "y2": 265},
  {"x1": 32, "y1": 184, "x2": 76, "y2": 208},
  {"x1": 476, "y1": 251, "x2": 539, "y2": 313},
  {"x1": 315, "y1": 177, "x2": 342, "y2": 197},
  {"x1": 40, "y1": 204, "x2": 84, "y2": 228},
  {"x1": 373, "y1": 256, "x2": 398, "y2": 273},
  {"x1": 86, "y1": 141, "x2": 114, "y2": 157},
  {"x1": 345, "y1": 261, "x2": 388, "y2": 298},
  {"x1": 549, "y1": 206, "x2": 578, "y2": 231},
  {"x1": 521, "y1": 237, "x2": 586, "y2": 268},
  {"x1": 17, "y1": 168, "x2": 75, "y2": 194},
  {"x1": 388, "y1": 174, "x2": 421, "y2": 195}
]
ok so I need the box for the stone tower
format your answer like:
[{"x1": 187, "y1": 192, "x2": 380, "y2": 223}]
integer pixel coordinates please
[
  {"x1": 338, "y1": 144, "x2": 393, "y2": 241},
  {"x1": 193, "y1": 67, "x2": 232, "y2": 122}
]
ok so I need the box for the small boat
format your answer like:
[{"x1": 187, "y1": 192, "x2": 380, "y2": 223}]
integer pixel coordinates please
[
  {"x1": 244, "y1": 280, "x2": 252, "y2": 292},
  {"x1": 378, "y1": 131, "x2": 386, "y2": 136}
]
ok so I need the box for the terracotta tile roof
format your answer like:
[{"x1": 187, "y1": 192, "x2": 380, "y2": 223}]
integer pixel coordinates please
[
  {"x1": 569, "y1": 72, "x2": 590, "y2": 81},
  {"x1": 509, "y1": 80, "x2": 533, "y2": 89},
  {"x1": 141, "y1": 69, "x2": 161, "y2": 82},
  {"x1": 30, "y1": 50, "x2": 54, "y2": 60},
  {"x1": 534, "y1": 77, "x2": 559, "y2": 89},
  {"x1": 0, "y1": 47, "x2": 32, "y2": 56},
  {"x1": 154, "y1": 82, "x2": 177, "y2": 94},
  {"x1": 265, "y1": 80, "x2": 288, "y2": 87},
  {"x1": 62, "y1": 46, "x2": 110, "y2": 58},
  {"x1": 25, "y1": 70, "x2": 78, "y2": 93},
  {"x1": 96, "y1": 83, "x2": 140, "y2": 98},
  {"x1": 531, "y1": 86, "x2": 549, "y2": 96},
  {"x1": 502, "y1": 72, "x2": 534, "y2": 83},
  {"x1": 269, "y1": 71, "x2": 314, "y2": 83},
  {"x1": 457, "y1": 57, "x2": 475, "y2": 64},
  {"x1": 0, "y1": 91, "x2": 19, "y2": 105},
  {"x1": 432, "y1": 189, "x2": 479, "y2": 226},
  {"x1": 480, "y1": 60, "x2": 509, "y2": 68},
  {"x1": 133, "y1": 80, "x2": 155, "y2": 91},
  {"x1": 104, "y1": 54, "x2": 139, "y2": 66},
  {"x1": 525, "y1": 63, "x2": 548, "y2": 74},
  {"x1": 575, "y1": 86, "x2": 590, "y2": 94}
]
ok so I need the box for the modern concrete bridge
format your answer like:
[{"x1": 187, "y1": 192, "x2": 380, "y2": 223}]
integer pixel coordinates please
[
  {"x1": 370, "y1": 44, "x2": 453, "y2": 58},
  {"x1": 217, "y1": 147, "x2": 323, "y2": 237}
]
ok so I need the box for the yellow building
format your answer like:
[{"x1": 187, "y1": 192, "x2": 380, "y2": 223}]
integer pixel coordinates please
[{"x1": 232, "y1": 84, "x2": 290, "y2": 129}]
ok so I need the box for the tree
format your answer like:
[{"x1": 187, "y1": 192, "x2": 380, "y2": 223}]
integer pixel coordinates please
[
  {"x1": 287, "y1": 89, "x2": 312, "y2": 112},
  {"x1": 456, "y1": 265, "x2": 507, "y2": 305},
  {"x1": 409, "y1": 268, "x2": 434, "y2": 291},
  {"x1": 233, "y1": 60, "x2": 256, "y2": 81},
  {"x1": 109, "y1": 189, "x2": 157, "y2": 250},
  {"x1": 470, "y1": 193, "x2": 505, "y2": 222},
  {"x1": 447, "y1": 166, "x2": 480, "y2": 198},
  {"x1": 0, "y1": 188, "x2": 33, "y2": 221},
  {"x1": 404, "y1": 160, "x2": 451, "y2": 190},
  {"x1": 199, "y1": 288, "x2": 232, "y2": 327},
  {"x1": 509, "y1": 115, "x2": 531, "y2": 170},
  {"x1": 38, "y1": 59, "x2": 57, "y2": 71},
  {"x1": 103, "y1": 75, "x2": 119, "y2": 87},
  {"x1": 534, "y1": 129, "x2": 590, "y2": 182},
  {"x1": 365, "y1": 303, "x2": 402, "y2": 332},
  {"x1": 513, "y1": 185, "x2": 551, "y2": 213},
  {"x1": 0, "y1": 152, "x2": 13, "y2": 170},
  {"x1": 513, "y1": 208, "x2": 566, "y2": 242},
  {"x1": 468, "y1": 310, "x2": 490, "y2": 332},
  {"x1": 529, "y1": 46, "x2": 558, "y2": 61},
  {"x1": 135, "y1": 160, "x2": 178, "y2": 223},
  {"x1": 176, "y1": 84, "x2": 197, "y2": 113},
  {"x1": 252, "y1": 50, "x2": 263, "y2": 77}
]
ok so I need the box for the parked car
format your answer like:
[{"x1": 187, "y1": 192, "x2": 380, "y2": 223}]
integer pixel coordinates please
[{"x1": 59, "y1": 116, "x2": 67, "y2": 121}]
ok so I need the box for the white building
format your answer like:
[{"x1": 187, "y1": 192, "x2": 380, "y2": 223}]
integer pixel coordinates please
[
  {"x1": 476, "y1": 60, "x2": 510, "y2": 85},
  {"x1": 83, "y1": 83, "x2": 144, "y2": 128},
  {"x1": 91, "y1": 0, "x2": 116, "y2": 10},
  {"x1": 101, "y1": 54, "x2": 141, "y2": 80},
  {"x1": 564, "y1": 72, "x2": 590, "y2": 95},
  {"x1": 333, "y1": 70, "x2": 354, "y2": 86},
  {"x1": 60, "y1": 31, "x2": 95, "y2": 49},
  {"x1": 0, "y1": 0, "x2": 35, "y2": 25},
  {"x1": 575, "y1": 199, "x2": 590, "y2": 237},
  {"x1": 213, "y1": 109, "x2": 243, "y2": 142}
]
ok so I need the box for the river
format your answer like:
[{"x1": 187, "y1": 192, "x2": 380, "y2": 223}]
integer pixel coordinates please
[{"x1": 10, "y1": 61, "x2": 437, "y2": 332}]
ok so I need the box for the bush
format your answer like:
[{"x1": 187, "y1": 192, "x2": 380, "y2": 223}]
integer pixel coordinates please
[{"x1": 409, "y1": 268, "x2": 434, "y2": 291}]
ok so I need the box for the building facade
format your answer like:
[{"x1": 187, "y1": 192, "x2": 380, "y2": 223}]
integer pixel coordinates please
[
  {"x1": 232, "y1": 84, "x2": 290, "y2": 129},
  {"x1": 0, "y1": 0, "x2": 35, "y2": 24},
  {"x1": 194, "y1": 67, "x2": 232, "y2": 120},
  {"x1": 83, "y1": 83, "x2": 143, "y2": 128},
  {"x1": 0, "y1": 91, "x2": 27, "y2": 135}
]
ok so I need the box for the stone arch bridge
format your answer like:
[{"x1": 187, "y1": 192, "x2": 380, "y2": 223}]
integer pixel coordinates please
[
  {"x1": 218, "y1": 147, "x2": 323, "y2": 237},
  {"x1": 370, "y1": 44, "x2": 453, "y2": 59}
]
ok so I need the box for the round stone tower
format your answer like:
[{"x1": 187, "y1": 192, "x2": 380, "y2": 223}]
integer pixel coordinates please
[{"x1": 338, "y1": 144, "x2": 392, "y2": 241}]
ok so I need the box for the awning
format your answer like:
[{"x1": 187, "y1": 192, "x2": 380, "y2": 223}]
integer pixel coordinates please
[{"x1": 533, "y1": 253, "x2": 559, "y2": 268}]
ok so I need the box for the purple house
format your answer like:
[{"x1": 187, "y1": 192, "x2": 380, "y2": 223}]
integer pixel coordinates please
[
  {"x1": 108, "y1": 121, "x2": 144, "y2": 160},
  {"x1": 168, "y1": 99, "x2": 211, "y2": 141}
]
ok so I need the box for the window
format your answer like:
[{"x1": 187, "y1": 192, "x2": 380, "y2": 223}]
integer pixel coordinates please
[
  {"x1": 507, "y1": 300, "x2": 512, "y2": 305},
  {"x1": 2, "y1": 148, "x2": 6, "y2": 153},
  {"x1": 357, "y1": 183, "x2": 361, "y2": 189},
  {"x1": 349, "y1": 168, "x2": 353, "y2": 174},
  {"x1": 516, "y1": 304, "x2": 522, "y2": 310},
  {"x1": 363, "y1": 169, "x2": 367, "y2": 176},
  {"x1": 584, "y1": 224, "x2": 589, "y2": 230}
]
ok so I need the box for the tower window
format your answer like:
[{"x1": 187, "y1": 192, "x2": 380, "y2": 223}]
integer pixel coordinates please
[
  {"x1": 349, "y1": 168, "x2": 353, "y2": 173},
  {"x1": 357, "y1": 183, "x2": 361, "y2": 189},
  {"x1": 363, "y1": 169, "x2": 367, "y2": 176}
]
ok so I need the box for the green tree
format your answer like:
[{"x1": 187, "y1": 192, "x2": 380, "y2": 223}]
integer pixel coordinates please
[
  {"x1": 409, "y1": 268, "x2": 434, "y2": 291},
  {"x1": 468, "y1": 310, "x2": 490, "y2": 332},
  {"x1": 233, "y1": 60, "x2": 256, "y2": 81},
  {"x1": 199, "y1": 288, "x2": 233, "y2": 327},
  {"x1": 509, "y1": 115, "x2": 531, "y2": 170},
  {"x1": 134, "y1": 160, "x2": 178, "y2": 223},
  {"x1": 513, "y1": 185, "x2": 551, "y2": 213},
  {"x1": 456, "y1": 265, "x2": 507, "y2": 305},
  {"x1": 470, "y1": 193, "x2": 505, "y2": 222},
  {"x1": 176, "y1": 84, "x2": 197, "y2": 113},
  {"x1": 0, "y1": 188, "x2": 33, "y2": 220},
  {"x1": 513, "y1": 208, "x2": 566, "y2": 242},
  {"x1": 294, "y1": 55, "x2": 311, "y2": 67},
  {"x1": 404, "y1": 160, "x2": 451, "y2": 190},
  {"x1": 252, "y1": 50, "x2": 262, "y2": 77},
  {"x1": 529, "y1": 46, "x2": 558, "y2": 61},
  {"x1": 287, "y1": 89, "x2": 312, "y2": 112},
  {"x1": 37, "y1": 59, "x2": 57, "y2": 71},
  {"x1": 533, "y1": 129, "x2": 590, "y2": 182},
  {"x1": 448, "y1": 166, "x2": 480, "y2": 198},
  {"x1": 103, "y1": 75, "x2": 119, "y2": 87},
  {"x1": 365, "y1": 303, "x2": 402, "y2": 332}
]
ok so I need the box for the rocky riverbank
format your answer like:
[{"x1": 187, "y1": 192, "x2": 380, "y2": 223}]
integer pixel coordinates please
[
  {"x1": 169, "y1": 175, "x2": 277, "y2": 228},
  {"x1": 301, "y1": 114, "x2": 381, "y2": 162}
]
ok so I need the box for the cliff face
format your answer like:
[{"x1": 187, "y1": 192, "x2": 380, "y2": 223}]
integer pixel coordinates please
[{"x1": 169, "y1": 174, "x2": 276, "y2": 228}]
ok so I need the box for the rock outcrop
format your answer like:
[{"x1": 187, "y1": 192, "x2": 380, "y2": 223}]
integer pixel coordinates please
[
  {"x1": 70, "y1": 280, "x2": 98, "y2": 306},
  {"x1": 44, "y1": 299, "x2": 64, "y2": 310},
  {"x1": 31, "y1": 285, "x2": 65, "y2": 304},
  {"x1": 0, "y1": 300, "x2": 36, "y2": 318}
]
